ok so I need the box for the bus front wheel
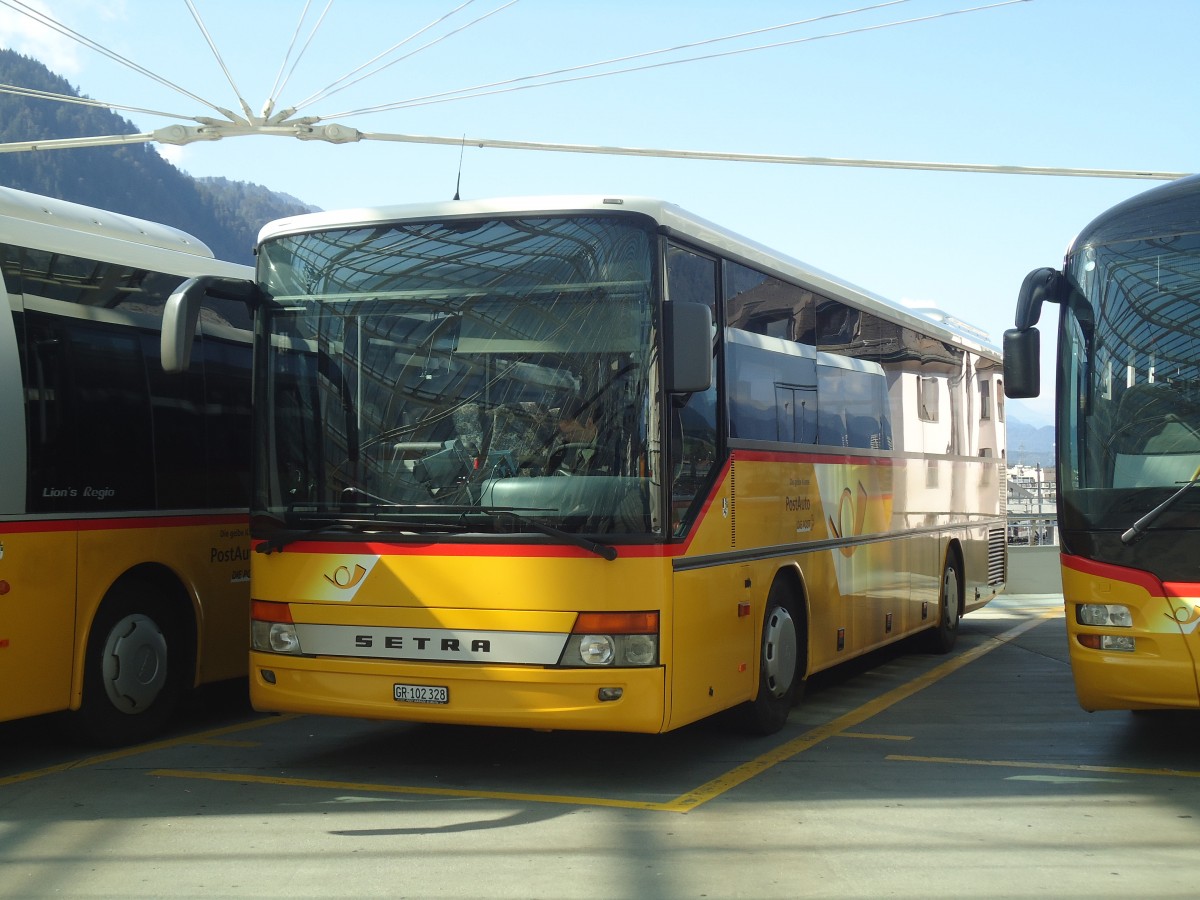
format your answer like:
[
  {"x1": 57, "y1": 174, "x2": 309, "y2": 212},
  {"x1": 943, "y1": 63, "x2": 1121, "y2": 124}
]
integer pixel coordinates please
[
  {"x1": 730, "y1": 583, "x2": 804, "y2": 735},
  {"x1": 69, "y1": 585, "x2": 188, "y2": 746}
]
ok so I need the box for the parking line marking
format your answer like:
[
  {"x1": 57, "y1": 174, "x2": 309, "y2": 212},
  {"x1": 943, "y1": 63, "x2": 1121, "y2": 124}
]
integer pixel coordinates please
[
  {"x1": 887, "y1": 754, "x2": 1200, "y2": 780},
  {"x1": 667, "y1": 611, "x2": 1055, "y2": 811},
  {"x1": 150, "y1": 611, "x2": 1056, "y2": 814},
  {"x1": 0, "y1": 715, "x2": 298, "y2": 788},
  {"x1": 151, "y1": 768, "x2": 674, "y2": 811}
]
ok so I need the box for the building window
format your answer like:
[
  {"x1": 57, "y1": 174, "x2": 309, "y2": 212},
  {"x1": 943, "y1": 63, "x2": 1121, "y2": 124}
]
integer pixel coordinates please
[{"x1": 918, "y1": 375, "x2": 939, "y2": 422}]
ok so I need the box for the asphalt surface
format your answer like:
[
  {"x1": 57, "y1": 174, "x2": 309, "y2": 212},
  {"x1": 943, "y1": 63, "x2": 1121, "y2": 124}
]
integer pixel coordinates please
[{"x1": 3, "y1": 593, "x2": 1200, "y2": 899}]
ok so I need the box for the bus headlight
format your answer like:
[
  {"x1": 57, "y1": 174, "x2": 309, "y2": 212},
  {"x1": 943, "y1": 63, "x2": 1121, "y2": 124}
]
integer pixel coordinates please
[
  {"x1": 623, "y1": 634, "x2": 657, "y2": 666},
  {"x1": 559, "y1": 611, "x2": 660, "y2": 667},
  {"x1": 578, "y1": 635, "x2": 615, "y2": 665},
  {"x1": 251, "y1": 600, "x2": 303, "y2": 655},
  {"x1": 252, "y1": 620, "x2": 302, "y2": 654},
  {"x1": 1077, "y1": 604, "x2": 1132, "y2": 628}
]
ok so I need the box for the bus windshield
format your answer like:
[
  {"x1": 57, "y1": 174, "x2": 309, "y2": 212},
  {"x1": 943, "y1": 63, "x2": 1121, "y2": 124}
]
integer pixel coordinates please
[
  {"x1": 255, "y1": 214, "x2": 661, "y2": 540},
  {"x1": 1059, "y1": 225, "x2": 1200, "y2": 568}
]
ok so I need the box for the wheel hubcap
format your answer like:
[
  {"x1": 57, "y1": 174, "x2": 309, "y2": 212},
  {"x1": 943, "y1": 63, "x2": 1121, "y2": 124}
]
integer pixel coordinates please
[
  {"x1": 942, "y1": 569, "x2": 959, "y2": 631},
  {"x1": 102, "y1": 614, "x2": 168, "y2": 714},
  {"x1": 762, "y1": 606, "x2": 798, "y2": 698}
]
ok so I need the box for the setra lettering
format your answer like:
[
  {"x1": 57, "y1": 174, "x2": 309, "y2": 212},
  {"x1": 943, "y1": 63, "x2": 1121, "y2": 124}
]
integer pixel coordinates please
[{"x1": 350, "y1": 633, "x2": 493, "y2": 655}]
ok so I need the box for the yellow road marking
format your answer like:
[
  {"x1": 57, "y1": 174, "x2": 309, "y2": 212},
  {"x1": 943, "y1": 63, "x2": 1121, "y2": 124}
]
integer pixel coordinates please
[
  {"x1": 838, "y1": 732, "x2": 914, "y2": 741},
  {"x1": 0, "y1": 715, "x2": 298, "y2": 788},
  {"x1": 150, "y1": 611, "x2": 1057, "y2": 814},
  {"x1": 888, "y1": 754, "x2": 1200, "y2": 780},
  {"x1": 666, "y1": 610, "x2": 1055, "y2": 812},
  {"x1": 151, "y1": 769, "x2": 672, "y2": 811}
]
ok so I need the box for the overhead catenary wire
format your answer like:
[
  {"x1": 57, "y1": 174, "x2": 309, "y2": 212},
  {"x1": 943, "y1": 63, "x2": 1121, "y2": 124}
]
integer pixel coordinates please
[
  {"x1": 291, "y1": 0, "x2": 519, "y2": 113},
  {"x1": 324, "y1": 0, "x2": 1028, "y2": 119},
  {"x1": 288, "y1": 0, "x2": 485, "y2": 110},
  {"x1": 317, "y1": 0, "x2": 918, "y2": 118},
  {"x1": 184, "y1": 0, "x2": 255, "y2": 121},
  {"x1": 0, "y1": 0, "x2": 1185, "y2": 182},
  {"x1": 264, "y1": 0, "x2": 333, "y2": 118},
  {"x1": 0, "y1": 0, "x2": 236, "y2": 120},
  {"x1": 0, "y1": 81, "x2": 194, "y2": 122}
]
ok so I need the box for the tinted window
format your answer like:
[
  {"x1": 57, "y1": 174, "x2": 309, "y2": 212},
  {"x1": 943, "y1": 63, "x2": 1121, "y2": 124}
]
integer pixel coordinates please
[{"x1": 23, "y1": 311, "x2": 155, "y2": 512}]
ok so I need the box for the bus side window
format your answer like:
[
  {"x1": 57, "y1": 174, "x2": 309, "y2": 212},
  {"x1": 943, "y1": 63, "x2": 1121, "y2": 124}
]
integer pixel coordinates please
[
  {"x1": 724, "y1": 260, "x2": 818, "y2": 444},
  {"x1": 23, "y1": 313, "x2": 156, "y2": 512}
]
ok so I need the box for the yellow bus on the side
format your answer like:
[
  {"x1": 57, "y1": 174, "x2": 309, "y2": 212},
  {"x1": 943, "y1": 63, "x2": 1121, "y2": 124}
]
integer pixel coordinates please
[{"x1": 0, "y1": 187, "x2": 253, "y2": 744}]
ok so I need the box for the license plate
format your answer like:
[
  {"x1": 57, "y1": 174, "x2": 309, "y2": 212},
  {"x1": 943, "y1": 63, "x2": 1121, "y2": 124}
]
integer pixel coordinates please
[{"x1": 393, "y1": 683, "x2": 449, "y2": 704}]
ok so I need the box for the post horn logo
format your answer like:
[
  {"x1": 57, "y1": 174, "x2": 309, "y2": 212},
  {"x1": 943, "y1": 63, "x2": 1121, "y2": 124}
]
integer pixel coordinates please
[
  {"x1": 1169, "y1": 603, "x2": 1200, "y2": 634},
  {"x1": 828, "y1": 481, "x2": 869, "y2": 558},
  {"x1": 324, "y1": 564, "x2": 368, "y2": 590}
]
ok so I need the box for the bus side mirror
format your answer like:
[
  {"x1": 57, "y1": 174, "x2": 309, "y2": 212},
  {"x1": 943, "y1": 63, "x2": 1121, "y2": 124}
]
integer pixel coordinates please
[
  {"x1": 1003, "y1": 327, "x2": 1040, "y2": 398},
  {"x1": 666, "y1": 302, "x2": 713, "y2": 394},
  {"x1": 162, "y1": 277, "x2": 207, "y2": 373},
  {"x1": 1015, "y1": 267, "x2": 1064, "y2": 330},
  {"x1": 162, "y1": 275, "x2": 257, "y2": 373}
]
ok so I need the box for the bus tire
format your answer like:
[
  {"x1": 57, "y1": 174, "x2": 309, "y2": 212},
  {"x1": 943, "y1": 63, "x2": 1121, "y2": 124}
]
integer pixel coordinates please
[
  {"x1": 925, "y1": 555, "x2": 963, "y2": 654},
  {"x1": 730, "y1": 581, "x2": 804, "y2": 735},
  {"x1": 68, "y1": 581, "x2": 189, "y2": 746}
]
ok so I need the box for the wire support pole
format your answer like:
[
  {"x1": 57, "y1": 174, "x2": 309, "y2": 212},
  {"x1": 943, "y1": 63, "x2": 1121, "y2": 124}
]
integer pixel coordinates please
[
  {"x1": 0, "y1": 121, "x2": 1188, "y2": 183},
  {"x1": 357, "y1": 131, "x2": 1192, "y2": 181}
]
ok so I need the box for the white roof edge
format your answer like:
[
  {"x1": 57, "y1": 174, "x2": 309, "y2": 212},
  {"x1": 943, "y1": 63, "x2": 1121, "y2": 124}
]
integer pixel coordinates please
[
  {"x1": 0, "y1": 184, "x2": 217, "y2": 259},
  {"x1": 256, "y1": 194, "x2": 998, "y2": 358}
]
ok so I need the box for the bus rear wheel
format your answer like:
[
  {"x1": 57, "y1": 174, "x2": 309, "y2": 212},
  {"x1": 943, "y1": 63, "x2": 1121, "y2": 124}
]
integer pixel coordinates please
[
  {"x1": 730, "y1": 583, "x2": 804, "y2": 735},
  {"x1": 924, "y1": 557, "x2": 963, "y2": 654},
  {"x1": 68, "y1": 586, "x2": 188, "y2": 746}
]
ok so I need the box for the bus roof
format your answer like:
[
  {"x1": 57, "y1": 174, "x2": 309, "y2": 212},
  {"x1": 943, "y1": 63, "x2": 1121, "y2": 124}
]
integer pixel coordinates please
[
  {"x1": 258, "y1": 194, "x2": 998, "y2": 358},
  {"x1": 1070, "y1": 172, "x2": 1200, "y2": 253},
  {"x1": 0, "y1": 185, "x2": 249, "y2": 278}
]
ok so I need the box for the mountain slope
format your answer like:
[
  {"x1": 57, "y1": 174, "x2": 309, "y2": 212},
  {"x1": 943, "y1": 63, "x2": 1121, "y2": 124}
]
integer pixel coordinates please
[{"x1": 0, "y1": 49, "x2": 316, "y2": 264}]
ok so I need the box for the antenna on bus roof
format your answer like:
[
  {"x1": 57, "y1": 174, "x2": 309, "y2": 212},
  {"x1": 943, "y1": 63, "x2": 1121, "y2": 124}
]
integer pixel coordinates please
[{"x1": 453, "y1": 134, "x2": 466, "y2": 200}]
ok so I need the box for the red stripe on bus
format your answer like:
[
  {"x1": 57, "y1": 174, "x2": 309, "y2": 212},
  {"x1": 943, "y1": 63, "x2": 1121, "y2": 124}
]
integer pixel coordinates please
[
  {"x1": 1061, "y1": 553, "x2": 1165, "y2": 595},
  {"x1": 252, "y1": 539, "x2": 682, "y2": 559},
  {"x1": 1163, "y1": 582, "x2": 1200, "y2": 598},
  {"x1": 0, "y1": 513, "x2": 247, "y2": 534}
]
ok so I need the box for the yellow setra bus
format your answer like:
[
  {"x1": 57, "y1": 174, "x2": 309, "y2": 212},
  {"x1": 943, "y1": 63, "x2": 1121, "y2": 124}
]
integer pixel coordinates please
[
  {"x1": 171, "y1": 195, "x2": 1006, "y2": 734},
  {"x1": 0, "y1": 186, "x2": 253, "y2": 745}
]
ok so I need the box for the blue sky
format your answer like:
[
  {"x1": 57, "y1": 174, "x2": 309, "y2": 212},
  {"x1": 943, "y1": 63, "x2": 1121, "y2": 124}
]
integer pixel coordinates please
[{"x1": 0, "y1": 0, "x2": 1195, "y2": 426}]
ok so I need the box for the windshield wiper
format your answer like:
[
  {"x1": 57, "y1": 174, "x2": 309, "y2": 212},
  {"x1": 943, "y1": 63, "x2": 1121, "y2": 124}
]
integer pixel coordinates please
[
  {"x1": 489, "y1": 508, "x2": 617, "y2": 561},
  {"x1": 1121, "y1": 466, "x2": 1200, "y2": 544},
  {"x1": 255, "y1": 500, "x2": 618, "y2": 561},
  {"x1": 256, "y1": 521, "x2": 356, "y2": 554},
  {"x1": 338, "y1": 493, "x2": 617, "y2": 559}
]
